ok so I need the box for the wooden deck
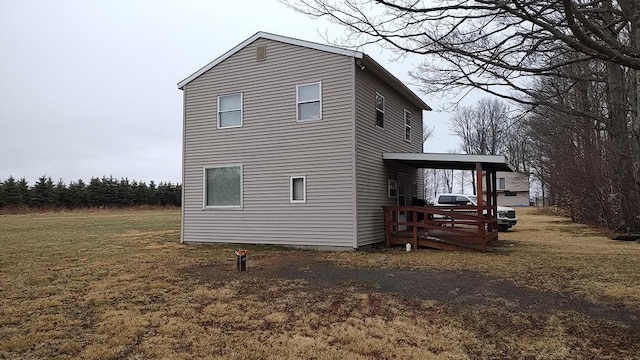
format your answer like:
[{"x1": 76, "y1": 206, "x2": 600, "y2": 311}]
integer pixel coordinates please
[{"x1": 383, "y1": 206, "x2": 499, "y2": 251}]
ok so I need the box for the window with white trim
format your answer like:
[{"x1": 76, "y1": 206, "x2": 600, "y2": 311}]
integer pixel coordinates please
[
  {"x1": 290, "y1": 176, "x2": 306, "y2": 203},
  {"x1": 204, "y1": 165, "x2": 242, "y2": 208},
  {"x1": 217, "y1": 93, "x2": 243, "y2": 128},
  {"x1": 388, "y1": 179, "x2": 397, "y2": 198},
  {"x1": 404, "y1": 109, "x2": 411, "y2": 142},
  {"x1": 498, "y1": 177, "x2": 506, "y2": 190},
  {"x1": 296, "y1": 82, "x2": 321, "y2": 121},
  {"x1": 375, "y1": 92, "x2": 385, "y2": 128}
]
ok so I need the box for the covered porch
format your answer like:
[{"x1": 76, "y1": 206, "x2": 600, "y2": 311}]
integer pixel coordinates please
[{"x1": 382, "y1": 153, "x2": 516, "y2": 251}]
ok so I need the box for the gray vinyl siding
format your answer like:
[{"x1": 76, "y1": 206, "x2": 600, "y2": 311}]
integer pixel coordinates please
[
  {"x1": 485, "y1": 171, "x2": 530, "y2": 206},
  {"x1": 354, "y1": 68, "x2": 424, "y2": 247},
  {"x1": 182, "y1": 38, "x2": 355, "y2": 248},
  {"x1": 497, "y1": 192, "x2": 530, "y2": 207}
]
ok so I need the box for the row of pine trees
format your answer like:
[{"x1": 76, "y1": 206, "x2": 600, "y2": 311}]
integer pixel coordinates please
[{"x1": 0, "y1": 175, "x2": 181, "y2": 209}]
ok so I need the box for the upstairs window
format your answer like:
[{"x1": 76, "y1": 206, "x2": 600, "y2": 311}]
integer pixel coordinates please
[
  {"x1": 375, "y1": 93, "x2": 385, "y2": 128},
  {"x1": 498, "y1": 177, "x2": 506, "y2": 190},
  {"x1": 297, "y1": 82, "x2": 322, "y2": 121},
  {"x1": 404, "y1": 109, "x2": 411, "y2": 142},
  {"x1": 217, "y1": 93, "x2": 243, "y2": 128}
]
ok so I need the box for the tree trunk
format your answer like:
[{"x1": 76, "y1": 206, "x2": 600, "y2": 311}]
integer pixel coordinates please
[{"x1": 606, "y1": 61, "x2": 639, "y2": 228}]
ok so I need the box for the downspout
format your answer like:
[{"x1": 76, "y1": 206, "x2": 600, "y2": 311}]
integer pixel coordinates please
[
  {"x1": 350, "y1": 58, "x2": 358, "y2": 250},
  {"x1": 180, "y1": 86, "x2": 187, "y2": 243}
]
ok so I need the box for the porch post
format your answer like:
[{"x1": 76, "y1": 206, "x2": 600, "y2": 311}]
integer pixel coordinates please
[
  {"x1": 476, "y1": 162, "x2": 485, "y2": 250},
  {"x1": 491, "y1": 170, "x2": 498, "y2": 224},
  {"x1": 486, "y1": 170, "x2": 494, "y2": 232},
  {"x1": 384, "y1": 209, "x2": 391, "y2": 248},
  {"x1": 488, "y1": 169, "x2": 499, "y2": 243},
  {"x1": 475, "y1": 162, "x2": 483, "y2": 209}
]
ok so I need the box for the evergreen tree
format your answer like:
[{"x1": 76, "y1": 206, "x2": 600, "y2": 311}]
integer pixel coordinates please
[
  {"x1": 87, "y1": 177, "x2": 103, "y2": 207},
  {"x1": 1, "y1": 176, "x2": 24, "y2": 207},
  {"x1": 116, "y1": 178, "x2": 132, "y2": 207},
  {"x1": 102, "y1": 176, "x2": 118, "y2": 206},
  {"x1": 67, "y1": 179, "x2": 88, "y2": 208},
  {"x1": 147, "y1": 181, "x2": 158, "y2": 205},
  {"x1": 17, "y1": 178, "x2": 30, "y2": 206},
  {"x1": 0, "y1": 174, "x2": 181, "y2": 210},
  {"x1": 2, "y1": 176, "x2": 24, "y2": 207},
  {"x1": 53, "y1": 179, "x2": 68, "y2": 208},
  {"x1": 175, "y1": 184, "x2": 182, "y2": 207},
  {"x1": 0, "y1": 178, "x2": 5, "y2": 207},
  {"x1": 30, "y1": 175, "x2": 55, "y2": 208},
  {"x1": 132, "y1": 181, "x2": 148, "y2": 205}
]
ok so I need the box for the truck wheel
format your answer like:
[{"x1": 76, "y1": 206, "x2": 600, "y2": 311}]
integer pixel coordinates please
[{"x1": 498, "y1": 226, "x2": 509, "y2": 232}]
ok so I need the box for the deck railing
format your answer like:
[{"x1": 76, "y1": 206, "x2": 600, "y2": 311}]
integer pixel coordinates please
[{"x1": 382, "y1": 205, "x2": 499, "y2": 251}]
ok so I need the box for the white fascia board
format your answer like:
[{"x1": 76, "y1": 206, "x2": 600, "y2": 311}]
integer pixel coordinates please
[
  {"x1": 177, "y1": 31, "x2": 363, "y2": 89},
  {"x1": 362, "y1": 55, "x2": 431, "y2": 111},
  {"x1": 384, "y1": 152, "x2": 503, "y2": 163},
  {"x1": 262, "y1": 32, "x2": 364, "y2": 58},
  {"x1": 383, "y1": 152, "x2": 517, "y2": 172}
]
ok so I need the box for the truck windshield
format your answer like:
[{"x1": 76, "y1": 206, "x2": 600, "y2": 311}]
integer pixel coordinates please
[{"x1": 468, "y1": 195, "x2": 477, "y2": 205}]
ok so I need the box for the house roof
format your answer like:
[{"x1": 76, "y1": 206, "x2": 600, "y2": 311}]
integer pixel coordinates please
[
  {"x1": 177, "y1": 31, "x2": 430, "y2": 110},
  {"x1": 383, "y1": 152, "x2": 517, "y2": 172}
]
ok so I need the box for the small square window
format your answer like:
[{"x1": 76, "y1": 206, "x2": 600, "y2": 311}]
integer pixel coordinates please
[
  {"x1": 217, "y1": 93, "x2": 243, "y2": 128},
  {"x1": 297, "y1": 82, "x2": 322, "y2": 121},
  {"x1": 375, "y1": 93, "x2": 385, "y2": 128},
  {"x1": 404, "y1": 109, "x2": 411, "y2": 142},
  {"x1": 290, "y1": 176, "x2": 306, "y2": 203}
]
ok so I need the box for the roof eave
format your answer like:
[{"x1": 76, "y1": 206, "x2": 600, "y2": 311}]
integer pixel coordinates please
[
  {"x1": 177, "y1": 31, "x2": 364, "y2": 90},
  {"x1": 361, "y1": 55, "x2": 431, "y2": 111}
]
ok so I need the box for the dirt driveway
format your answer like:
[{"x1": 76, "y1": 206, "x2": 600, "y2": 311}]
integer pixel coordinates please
[{"x1": 187, "y1": 251, "x2": 640, "y2": 329}]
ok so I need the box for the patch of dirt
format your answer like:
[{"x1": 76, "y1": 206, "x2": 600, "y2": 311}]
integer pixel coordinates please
[{"x1": 185, "y1": 251, "x2": 640, "y2": 329}]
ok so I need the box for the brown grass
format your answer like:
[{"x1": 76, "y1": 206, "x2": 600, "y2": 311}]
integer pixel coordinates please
[
  {"x1": 325, "y1": 208, "x2": 640, "y2": 307},
  {"x1": 1, "y1": 208, "x2": 639, "y2": 359}
]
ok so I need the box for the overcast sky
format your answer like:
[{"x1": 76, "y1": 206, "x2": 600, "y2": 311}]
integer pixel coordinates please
[{"x1": 0, "y1": 0, "x2": 456, "y2": 185}]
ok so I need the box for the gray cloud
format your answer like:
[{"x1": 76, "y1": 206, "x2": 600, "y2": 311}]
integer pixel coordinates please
[{"x1": 0, "y1": 0, "x2": 448, "y2": 186}]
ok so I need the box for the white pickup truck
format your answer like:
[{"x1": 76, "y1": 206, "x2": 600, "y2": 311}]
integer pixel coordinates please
[{"x1": 434, "y1": 193, "x2": 517, "y2": 231}]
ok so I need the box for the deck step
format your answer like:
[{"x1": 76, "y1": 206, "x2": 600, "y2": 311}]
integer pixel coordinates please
[
  {"x1": 418, "y1": 237, "x2": 484, "y2": 251},
  {"x1": 388, "y1": 236, "x2": 484, "y2": 251}
]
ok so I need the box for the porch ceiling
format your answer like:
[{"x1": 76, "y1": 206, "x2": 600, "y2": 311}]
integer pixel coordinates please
[{"x1": 383, "y1": 152, "x2": 516, "y2": 172}]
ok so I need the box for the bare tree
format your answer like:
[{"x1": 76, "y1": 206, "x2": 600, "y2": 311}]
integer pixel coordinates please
[
  {"x1": 423, "y1": 123, "x2": 435, "y2": 145},
  {"x1": 286, "y1": 0, "x2": 640, "y2": 229},
  {"x1": 286, "y1": 0, "x2": 639, "y2": 146},
  {"x1": 286, "y1": 1, "x2": 640, "y2": 102},
  {"x1": 450, "y1": 98, "x2": 510, "y2": 156},
  {"x1": 423, "y1": 168, "x2": 440, "y2": 203},
  {"x1": 449, "y1": 98, "x2": 528, "y2": 193},
  {"x1": 526, "y1": 56, "x2": 640, "y2": 229}
]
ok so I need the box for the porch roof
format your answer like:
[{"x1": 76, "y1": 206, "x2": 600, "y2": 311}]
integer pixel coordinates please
[{"x1": 383, "y1": 152, "x2": 516, "y2": 172}]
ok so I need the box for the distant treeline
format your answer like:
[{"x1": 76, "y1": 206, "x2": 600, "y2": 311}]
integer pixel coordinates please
[{"x1": 0, "y1": 175, "x2": 181, "y2": 209}]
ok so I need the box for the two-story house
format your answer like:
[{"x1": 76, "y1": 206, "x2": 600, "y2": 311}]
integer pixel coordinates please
[
  {"x1": 495, "y1": 171, "x2": 530, "y2": 206},
  {"x1": 483, "y1": 171, "x2": 530, "y2": 206},
  {"x1": 177, "y1": 31, "x2": 430, "y2": 250}
]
